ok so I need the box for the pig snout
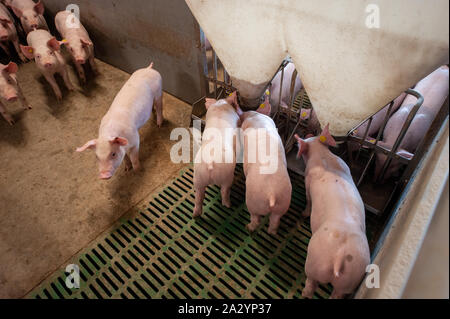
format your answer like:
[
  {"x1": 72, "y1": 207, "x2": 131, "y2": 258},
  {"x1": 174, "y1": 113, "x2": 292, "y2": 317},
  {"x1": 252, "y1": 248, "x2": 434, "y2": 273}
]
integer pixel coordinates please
[
  {"x1": 99, "y1": 171, "x2": 113, "y2": 180},
  {"x1": 7, "y1": 95, "x2": 18, "y2": 102},
  {"x1": 76, "y1": 58, "x2": 86, "y2": 65}
]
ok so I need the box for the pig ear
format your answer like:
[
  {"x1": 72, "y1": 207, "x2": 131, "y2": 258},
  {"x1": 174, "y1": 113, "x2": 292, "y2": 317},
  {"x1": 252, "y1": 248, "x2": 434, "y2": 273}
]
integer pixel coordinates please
[
  {"x1": 34, "y1": 0, "x2": 45, "y2": 15},
  {"x1": 397, "y1": 149, "x2": 414, "y2": 159},
  {"x1": 225, "y1": 91, "x2": 243, "y2": 116},
  {"x1": 294, "y1": 134, "x2": 309, "y2": 159},
  {"x1": 11, "y1": 6, "x2": 23, "y2": 18},
  {"x1": 318, "y1": 123, "x2": 336, "y2": 147},
  {"x1": 110, "y1": 137, "x2": 128, "y2": 146},
  {"x1": 47, "y1": 38, "x2": 60, "y2": 51},
  {"x1": 256, "y1": 95, "x2": 271, "y2": 116},
  {"x1": 2, "y1": 62, "x2": 18, "y2": 74},
  {"x1": 80, "y1": 38, "x2": 93, "y2": 47},
  {"x1": 76, "y1": 139, "x2": 97, "y2": 152},
  {"x1": 20, "y1": 45, "x2": 34, "y2": 59},
  {"x1": 205, "y1": 98, "x2": 217, "y2": 110},
  {"x1": 300, "y1": 108, "x2": 311, "y2": 120}
]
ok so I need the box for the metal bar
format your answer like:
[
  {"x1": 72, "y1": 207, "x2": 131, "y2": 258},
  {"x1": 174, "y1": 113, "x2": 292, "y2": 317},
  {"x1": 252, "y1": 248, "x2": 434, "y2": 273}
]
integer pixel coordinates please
[
  {"x1": 275, "y1": 66, "x2": 285, "y2": 124},
  {"x1": 213, "y1": 50, "x2": 218, "y2": 98},
  {"x1": 377, "y1": 89, "x2": 424, "y2": 181}
]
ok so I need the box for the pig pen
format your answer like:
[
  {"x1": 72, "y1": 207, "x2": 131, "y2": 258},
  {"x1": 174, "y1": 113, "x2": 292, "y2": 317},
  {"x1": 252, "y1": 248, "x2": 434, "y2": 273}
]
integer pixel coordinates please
[{"x1": 0, "y1": 57, "x2": 193, "y2": 298}]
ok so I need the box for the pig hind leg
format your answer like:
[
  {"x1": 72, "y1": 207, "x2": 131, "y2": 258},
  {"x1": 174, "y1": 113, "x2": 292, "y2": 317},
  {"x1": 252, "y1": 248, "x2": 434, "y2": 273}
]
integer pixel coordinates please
[
  {"x1": 88, "y1": 49, "x2": 99, "y2": 75},
  {"x1": 17, "y1": 84, "x2": 32, "y2": 110},
  {"x1": 330, "y1": 289, "x2": 345, "y2": 299},
  {"x1": 220, "y1": 184, "x2": 232, "y2": 208},
  {"x1": 124, "y1": 154, "x2": 133, "y2": 171},
  {"x1": 268, "y1": 213, "x2": 281, "y2": 235},
  {"x1": 154, "y1": 95, "x2": 163, "y2": 127},
  {"x1": 59, "y1": 67, "x2": 75, "y2": 91},
  {"x1": 302, "y1": 278, "x2": 318, "y2": 299},
  {"x1": 246, "y1": 214, "x2": 262, "y2": 233},
  {"x1": 193, "y1": 186, "x2": 206, "y2": 217}
]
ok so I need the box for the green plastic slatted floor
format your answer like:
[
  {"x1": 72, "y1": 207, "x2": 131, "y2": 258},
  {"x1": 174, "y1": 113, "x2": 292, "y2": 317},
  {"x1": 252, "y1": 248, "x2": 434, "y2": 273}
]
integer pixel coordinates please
[{"x1": 28, "y1": 165, "x2": 379, "y2": 299}]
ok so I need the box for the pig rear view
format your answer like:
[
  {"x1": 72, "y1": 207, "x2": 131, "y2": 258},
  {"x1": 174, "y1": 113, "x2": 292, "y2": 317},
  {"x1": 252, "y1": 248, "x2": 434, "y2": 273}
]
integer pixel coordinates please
[
  {"x1": 295, "y1": 128, "x2": 370, "y2": 298},
  {"x1": 241, "y1": 99, "x2": 292, "y2": 235},
  {"x1": 193, "y1": 92, "x2": 241, "y2": 217},
  {"x1": 76, "y1": 62, "x2": 163, "y2": 179}
]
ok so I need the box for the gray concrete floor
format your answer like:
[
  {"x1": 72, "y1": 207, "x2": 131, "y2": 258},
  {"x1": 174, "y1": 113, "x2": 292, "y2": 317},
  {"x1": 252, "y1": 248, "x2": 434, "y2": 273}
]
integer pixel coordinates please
[{"x1": 0, "y1": 59, "x2": 191, "y2": 298}]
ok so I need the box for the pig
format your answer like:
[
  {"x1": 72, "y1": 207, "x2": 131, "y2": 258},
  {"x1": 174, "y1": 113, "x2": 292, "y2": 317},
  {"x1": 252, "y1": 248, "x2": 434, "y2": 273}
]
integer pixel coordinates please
[
  {"x1": 294, "y1": 127, "x2": 370, "y2": 299},
  {"x1": 76, "y1": 62, "x2": 163, "y2": 180},
  {"x1": 0, "y1": 3, "x2": 26, "y2": 61},
  {"x1": 241, "y1": 97, "x2": 292, "y2": 235},
  {"x1": 0, "y1": 62, "x2": 31, "y2": 125},
  {"x1": 20, "y1": 29, "x2": 75, "y2": 101},
  {"x1": 269, "y1": 62, "x2": 302, "y2": 115},
  {"x1": 10, "y1": 0, "x2": 48, "y2": 34},
  {"x1": 299, "y1": 107, "x2": 321, "y2": 136},
  {"x1": 55, "y1": 10, "x2": 98, "y2": 84},
  {"x1": 193, "y1": 92, "x2": 241, "y2": 217},
  {"x1": 374, "y1": 65, "x2": 449, "y2": 181},
  {"x1": 348, "y1": 93, "x2": 407, "y2": 154}
]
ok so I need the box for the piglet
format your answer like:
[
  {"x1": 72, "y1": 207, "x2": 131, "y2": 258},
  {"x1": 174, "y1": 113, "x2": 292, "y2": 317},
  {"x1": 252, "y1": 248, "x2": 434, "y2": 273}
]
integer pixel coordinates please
[
  {"x1": 241, "y1": 97, "x2": 292, "y2": 235},
  {"x1": 10, "y1": 0, "x2": 48, "y2": 34},
  {"x1": 0, "y1": 61, "x2": 31, "y2": 125},
  {"x1": 21, "y1": 29, "x2": 75, "y2": 101},
  {"x1": 55, "y1": 10, "x2": 98, "y2": 84},
  {"x1": 0, "y1": 3, "x2": 26, "y2": 61},
  {"x1": 76, "y1": 62, "x2": 163, "y2": 180},
  {"x1": 375, "y1": 65, "x2": 449, "y2": 181},
  {"x1": 299, "y1": 108, "x2": 321, "y2": 136},
  {"x1": 269, "y1": 62, "x2": 302, "y2": 115},
  {"x1": 193, "y1": 92, "x2": 241, "y2": 217},
  {"x1": 295, "y1": 128, "x2": 370, "y2": 299}
]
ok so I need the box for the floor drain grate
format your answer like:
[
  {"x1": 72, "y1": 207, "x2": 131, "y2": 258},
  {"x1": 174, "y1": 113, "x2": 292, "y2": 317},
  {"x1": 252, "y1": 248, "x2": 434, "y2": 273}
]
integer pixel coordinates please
[{"x1": 28, "y1": 165, "x2": 380, "y2": 299}]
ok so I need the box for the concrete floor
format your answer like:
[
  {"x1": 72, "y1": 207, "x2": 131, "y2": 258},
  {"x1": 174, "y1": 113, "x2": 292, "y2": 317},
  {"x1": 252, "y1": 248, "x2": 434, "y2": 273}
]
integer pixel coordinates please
[{"x1": 0, "y1": 59, "x2": 191, "y2": 298}]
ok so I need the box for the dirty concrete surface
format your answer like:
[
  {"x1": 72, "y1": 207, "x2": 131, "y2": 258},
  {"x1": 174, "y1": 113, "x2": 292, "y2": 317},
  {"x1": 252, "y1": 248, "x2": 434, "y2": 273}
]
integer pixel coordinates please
[{"x1": 0, "y1": 59, "x2": 191, "y2": 298}]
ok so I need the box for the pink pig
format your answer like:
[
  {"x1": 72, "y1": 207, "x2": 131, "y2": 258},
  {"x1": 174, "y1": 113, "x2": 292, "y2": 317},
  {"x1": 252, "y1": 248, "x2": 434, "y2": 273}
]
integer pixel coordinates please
[
  {"x1": 295, "y1": 128, "x2": 370, "y2": 299},
  {"x1": 55, "y1": 10, "x2": 98, "y2": 84},
  {"x1": 269, "y1": 62, "x2": 302, "y2": 114},
  {"x1": 10, "y1": 0, "x2": 48, "y2": 34},
  {"x1": 374, "y1": 65, "x2": 449, "y2": 181},
  {"x1": 0, "y1": 61, "x2": 31, "y2": 125},
  {"x1": 299, "y1": 108, "x2": 321, "y2": 136},
  {"x1": 21, "y1": 29, "x2": 75, "y2": 101},
  {"x1": 241, "y1": 97, "x2": 292, "y2": 235},
  {"x1": 76, "y1": 62, "x2": 163, "y2": 180},
  {"x1": 193, "y1": 92, "x2": 241, "y2": 217},
  {"x1": 0, "y1": 3, "x2": 26, "y2": 61}
]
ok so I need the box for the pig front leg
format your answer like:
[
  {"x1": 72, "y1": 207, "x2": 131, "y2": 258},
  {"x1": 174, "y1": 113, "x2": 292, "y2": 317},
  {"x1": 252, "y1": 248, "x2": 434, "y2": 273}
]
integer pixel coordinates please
[
  {"x1": 44, "y1": 73, "x2": 62, "y2": 101},
  {"x1": 89, "y1": 54, "x2": 99, "y2": 75},
  {"x1": 17, "y1": 84, "x2": 32, "y2": 110},
  {"x1": 193, "y1": 187, "x2": 206, "y2": 217},
  {"x1": 129, "y1": 146, "x2": 141, "y2": 171},
  {"x1": 246, "y1": 214, "x2": 261, "y2": 233},
  {"x1": 0, "y1": 102, "x2": 14, "y2": 125},
  {"x1": 124, "y1": 154, "x2": 133, "y2": 171},
  {"x1": 60, "y1": 67, "x2": 75, "y2": 92},
  {"x1": 154, "y1": 95, "x2": 164, "y2": 128},
  {"x1": 302, "y1": 278, "x2": 318, "y2": 299},
  {"x1": 74, "y1": 62, "x2": 86, "y2": 84}
]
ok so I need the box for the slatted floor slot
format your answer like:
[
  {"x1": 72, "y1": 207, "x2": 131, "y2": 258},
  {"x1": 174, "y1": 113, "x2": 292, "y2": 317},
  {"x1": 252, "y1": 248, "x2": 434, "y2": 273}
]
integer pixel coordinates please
[{"x1": 28, "y1": 165, "x2": 381, "y2": 299}]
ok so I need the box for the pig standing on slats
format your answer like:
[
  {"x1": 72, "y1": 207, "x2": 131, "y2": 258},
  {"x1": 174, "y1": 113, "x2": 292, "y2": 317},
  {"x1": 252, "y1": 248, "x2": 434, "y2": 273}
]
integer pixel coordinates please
[
  {"x1": 10, "y1": 0, "x2": 48, "y2": 34},
  {"x1": 0, "y1": 3, "x2": 26, "y2": 61},
  {"x1": 348, "y1": 93, "x2": 407, "y2": 154},
  {"x1": 76, "y1": 62, "x2": 163, "y2": 180},
  {"x1": 193, "y1": 92, "x2": 241, "y2": 217},
  {"x1": 241, "y1": 97, "x2": 292, "y2": 235},
  {"x1": 21, "y1": 29, "x2": 75, "y2": 101},
  {"x1": 55, "y1": 10, "x2": 98, "y2": 84},
  {"x1": 295, "y1": 128, "x2": 370, "y2": 299},
  {"x1": 374, "y1": 65, "x2": 449, "y2": 181},
  {"x1": 0, "y1": 61, "x2": 31, "y2": 125}
]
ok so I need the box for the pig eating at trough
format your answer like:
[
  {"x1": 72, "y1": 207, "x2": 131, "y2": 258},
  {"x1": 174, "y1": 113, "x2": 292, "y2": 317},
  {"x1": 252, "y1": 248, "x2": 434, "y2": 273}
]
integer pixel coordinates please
[
  {"x1": 241, "y1": 97, "x2": 292, "y2": 235},
  {"x1": 10, "y1": 0, "x2": 48, "y2": 34},
  {"x1": 20, "y1": 29, "x2": 75, "y2": 101},
  {"x1": 0, "y1": 61, "x2": 31, "y2": 125},
  {"x1": 295, "y1": 127, "x2": 370, "y2": 299},
  {"x1": 374, "y1": 65, "x2": 449, "y2": 182},
  {"x1": 76, "y1": 62, "x2": 163, "y2": 180},
  {"x1": 55, "y1": 10, "x2": 98, "y2": 84},
  {"x1": 193, "y1": 92, "x2": 241, "y2": 217},
  {"x1": 0, "y1": 3, "x2": 27, "y2": 61}
]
